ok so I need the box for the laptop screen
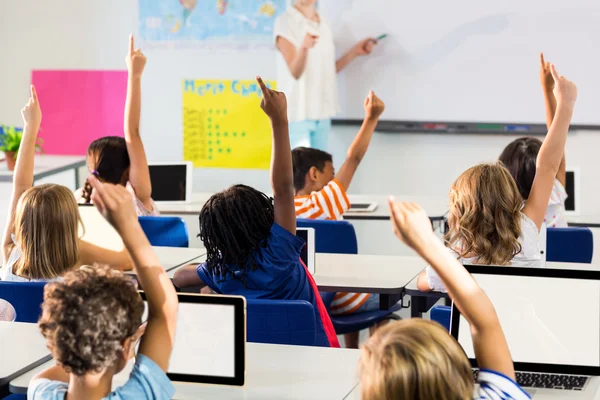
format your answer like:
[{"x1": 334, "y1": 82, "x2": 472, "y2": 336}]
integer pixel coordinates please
[
  {"x1": 451, "y1": 266, "x2": 600, "y2": 374},
  {"x1": 296, "y1": 228, "x2": 315, "y2": 274},
  {"x1": 148, "y1": 164, "x2": 190, "y2": 202}
]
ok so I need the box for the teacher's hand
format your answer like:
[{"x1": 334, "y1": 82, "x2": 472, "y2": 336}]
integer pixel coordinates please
[
  {"x1": 353, "y1": 38, "x2": 377, "y2": 56},
  {"x1": 301, "y1": 33, "x2": 319, "y2": 50}
]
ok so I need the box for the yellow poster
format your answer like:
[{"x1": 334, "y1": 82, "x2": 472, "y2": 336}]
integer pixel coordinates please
[{"x1": 182, "y1": 79, "x2": 275, "y2": 169}]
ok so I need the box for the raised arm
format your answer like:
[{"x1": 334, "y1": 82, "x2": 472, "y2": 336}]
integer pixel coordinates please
[
  {"x1": 257, "y1": 76, "x2": 296, "y2": 234},
  {"x1": 277, "y1": 34, "x2": 318, "y2": 80},
  {"x1": 336, "y1": 38, "x2": 377, "y2": 73},
  {"x1": 524, "y1": 64, "x2": 577, "y2": 230},
  {"x1": 540, "y1": 53, "x2": 566, "y2": 187},
  {"x1": 124, "y1": 35, "x2": 153, "y2": 209},
  {"x1": 89, "y1": 176, "x2": 178, "y2": 372},
  {"x1": 2, "y1": 86, "x2": 42, "y2": 265},
  {"x1": 389, "y1": 200, "x2": 515, "y2": 379},
  {"x1": 335, "y1": 91, "x2": 385, "y2": 190}
]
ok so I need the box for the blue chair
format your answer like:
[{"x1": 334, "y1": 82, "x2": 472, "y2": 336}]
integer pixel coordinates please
[
  {"x1": 546, "y1": 227, "x2": 593, "y2": 263},
  {"x1": 3, "y1": 395, "x2": 26, "y2": 400},
  {"x1": 138, "y1": 216, "x2": 189, "y2": 248},
  {"x1": 430, "y1": 305, "x2": 452, "y2": 332},
  {"x1": 0, "y1": 281, "x2": 46, "y2": 323},
  {"x1": 296, "y1": 219, "x2": 401, "y2": 336},
  {"x1": 246, "y1": 299, "x2": 317, "y2": 346}
]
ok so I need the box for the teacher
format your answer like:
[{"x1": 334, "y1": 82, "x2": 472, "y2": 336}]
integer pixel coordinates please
[{"x1": 274, "y1": 0, "x2": 377, "y2": 150}]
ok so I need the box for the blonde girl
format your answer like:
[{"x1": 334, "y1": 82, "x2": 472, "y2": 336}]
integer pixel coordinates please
[
  {"x1": 1, "y1": 86, "x2": 131, "y2": 282},
  {"x1": 418, "y1": 63, "x2": 577, "y2": 292}
]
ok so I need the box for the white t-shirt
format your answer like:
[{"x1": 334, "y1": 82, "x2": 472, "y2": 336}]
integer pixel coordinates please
[
  {"x1": 544, "y1": 179, "x2": 568, "y2": 228},
  {"x1": 0, "y1": 244, "x2": 49, "y2": 282},
  {"x1": 475, "y1": 369, "x2": 531, "y2": 399},
  {"x1": 274, "y1": 7, "x2": 339, "y2": 122},
  {"x1": 426, "y1": 213, "x2": 542, "y2": 292}
]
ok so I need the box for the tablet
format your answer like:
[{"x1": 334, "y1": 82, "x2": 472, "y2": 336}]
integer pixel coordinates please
[
  {"x1": 296, "y1": 228, "x2": 315, "y2": 274},
  {"x1": 148, "y1": 162, "x2": 193, "y2": 204},
  {"x1": 349, "y1": 202, "x2": 378, "y2": 213},
  {"x1": 139, "y1": 292, "x2": 246, "y2": 386}
]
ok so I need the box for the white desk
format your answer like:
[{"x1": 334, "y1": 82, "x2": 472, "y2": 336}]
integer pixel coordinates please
[
  {"x1": 11, "y1": 343, "x2": 361, "y2": 400},
  {"x1": 158, "y1": 192, "x2": 449, "y2": 221},
  {"x1": 567, "y1": 215, "x2": 600, "y2": 228},
  {"x1": 153, "y1": 246, "x2": 206, "y2": 272},
  {"x1": 0, "y1": 155, "x2": 86, "y2": 186},
  {"x1": 0, "y1": 322, "x2": 51, "y2": 386}
]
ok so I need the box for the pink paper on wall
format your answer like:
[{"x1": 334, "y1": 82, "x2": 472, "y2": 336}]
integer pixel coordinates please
[{"x1": 31, "y1": 70, "x2": 128, "y2": 155}]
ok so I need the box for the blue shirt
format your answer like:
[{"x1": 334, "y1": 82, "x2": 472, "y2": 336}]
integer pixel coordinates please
[
  {"x1": 28, "y1": 354, "x2": 175, "y2": 400},
  {"x1": 197, "y1": 222, "x2": 330, "y2": 346}
]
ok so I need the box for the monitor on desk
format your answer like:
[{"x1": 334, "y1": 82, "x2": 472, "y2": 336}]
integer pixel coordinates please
[
  {"x1": 78, "y1": 204, "x2": 124, "y2": 251},
  {"x1": 140, "y1": 292, "x2": 246, "y2": 386},
  {"x1": 564, "y1": 167, "x2": 580, "y2": 215},
  {"x1": 148, "y1": 162, "x2": 193, "y2": 204}
]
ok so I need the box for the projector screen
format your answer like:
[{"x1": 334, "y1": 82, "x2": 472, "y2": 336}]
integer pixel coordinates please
[{"x1": 320, "y1": 0, "x2": 600, "y2": 126}]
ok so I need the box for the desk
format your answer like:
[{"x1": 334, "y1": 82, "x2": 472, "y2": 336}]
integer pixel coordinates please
[
  {"x1": 158, "y1": 193, "x2": 448, "y2": 222},
  {"x1": 11, "y1": 343, "x2": 361, "y2": 400},
  {"x1": 403, "y1": 275, "x2": 450, "y2": 318},
  {"x1": 0, "y1": 155, "x2": 85, "y2": 187},
  {"x1": 314, "y1": 253, "x2": 427, "y2": 310},
  {"x1": 568, "y1": 215, "x2": 600, "y2": 228},
  {"x1": 152, "y1": 246, "x2": 206, "y2": 272},
  {"x1": 0, "y1": 322, "x2": 51, "y2": 387}
]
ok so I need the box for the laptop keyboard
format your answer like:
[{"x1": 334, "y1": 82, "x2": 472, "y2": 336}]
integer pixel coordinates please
[{"x1": 473, "y1": 370, "x2": 589, "y2": 390}]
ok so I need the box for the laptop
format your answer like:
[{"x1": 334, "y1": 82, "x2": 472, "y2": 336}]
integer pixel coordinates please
[
  {"x1": 78, "y1": 204, "x2": 124, "y2": 251},
  {"x1": 296, "y1": 227, "x2": 316, "y2": 274},
  {"x1": 451, "y1": 265, "x2": 600, "y2": 398},
  {"x1": 140, "y1": 292, "x2": 246, "y2": 386},
  {"x1": 148, "y1": 162, "x2": 193, "y2": 204}
]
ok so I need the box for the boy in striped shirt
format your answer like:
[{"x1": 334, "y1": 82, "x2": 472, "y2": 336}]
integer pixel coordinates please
[{"x1": 292, "y1": 91, "x2": 385, "y2": 348}]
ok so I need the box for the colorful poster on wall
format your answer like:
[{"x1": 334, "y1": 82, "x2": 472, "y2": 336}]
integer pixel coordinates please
[
  {"x1": 31, "y1": 70, "x2": 127, "y2": 155},
  {"x1": 183, "y1": 79, "x2": 275, "y2": 169},
  {"x1": 139, "y1": 0, "x2": 286, "y2": 48}
]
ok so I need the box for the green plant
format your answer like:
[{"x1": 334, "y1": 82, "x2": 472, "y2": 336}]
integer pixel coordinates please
[{"x1": 0, "y1": 125, "x2": 43, "y2": 154}]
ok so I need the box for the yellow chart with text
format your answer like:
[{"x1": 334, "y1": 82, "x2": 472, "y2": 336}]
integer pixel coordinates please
[{"x1": 183, "y1": 79, "x2": 275, "y2": 169}]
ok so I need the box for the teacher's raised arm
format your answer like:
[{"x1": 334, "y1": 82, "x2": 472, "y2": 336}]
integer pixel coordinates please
[{"x1": 274, "y1": 0, "x2": 376, "y2": 151}]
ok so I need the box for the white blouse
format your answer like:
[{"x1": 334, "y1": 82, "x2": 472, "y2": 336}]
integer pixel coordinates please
[{"x1": 544, "y1": 179, "x2": 568, "y2": 228}]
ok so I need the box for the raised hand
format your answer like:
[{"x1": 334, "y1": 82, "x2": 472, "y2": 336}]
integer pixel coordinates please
[
  {"x1": 353, "y1": 38, "x2": 377, "y2": 56},
  {"x1": 539, "y1": 53, "x2": 554, "y2": 91},
  {"x1": 126, "y1": 34, "x2": 147, "y2": 78},
  {"x1": 550, "y1": 64, "x2": 577, "y2": 108},
  {"x1": 301, "y1": 33, "x2": 319, "y2": 50},
  {"x1": 364, "y1": 90, "x2": 385, "y2": 120},
  {"x1": 21, "y1": 85, "x2": 42, "y2": 131},
  {"x1": 257, "y1": 76, "x2": 288, "y2": 123},
  {"x1": 388, "y1": 199, "x2": 435, "y2": 256},
  {"x1": 88, "y1": 175, "x2": 138, "y2": 233}
]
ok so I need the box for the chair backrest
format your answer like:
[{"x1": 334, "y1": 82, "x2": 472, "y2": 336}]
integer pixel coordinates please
[
  {"x1": 0, "y1": 299, "x2": 16, "y2": 322},
  {"x1": 246, "y1": 299, "x2": 317, "y2": 346},
  {"x1": 296, "y1": 219, "x2": 358, "y2": 254},
  {"x1": 430, "y1": 305, "x2": 451, "y2": 332},
  {"x1": 546, "y1": 227, "x2": 593, "y2": 263},
  {"x1": 138, "y1": 216, "x2": 189, "y2": 248},
  {"x1": 0, "y1": 281, "x2": 46, "y2": 323}
]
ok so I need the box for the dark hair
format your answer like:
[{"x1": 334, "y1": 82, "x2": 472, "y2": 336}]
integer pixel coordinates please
[
  {"x1": 292, "y1": 147, "x2": 333, "y2": 192},
  {"x1": 198, "y1": 185, "x2": 274, "y2": 280},
  {"x1": 82, "y1": 137, "x2": 130, "y2": 203},
  {"x1": 38, "y1": 265, "x2": 143, "y2": 376},
  {"x1": 498, "y1": 137, "x2": 542, "y2": 200}
]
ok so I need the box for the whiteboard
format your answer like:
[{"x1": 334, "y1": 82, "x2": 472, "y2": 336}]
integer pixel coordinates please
[{"x1": 320, "y1": 0, "x2": 600, "y2": 126}]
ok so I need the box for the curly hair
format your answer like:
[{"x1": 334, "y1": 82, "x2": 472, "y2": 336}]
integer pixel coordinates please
[
  {"x1": 360, "y1": 319, "x2": 473, "y2": 400},
  {"x1": 498, "y1": 137, "x2": 543, "y2": 200},
  {"x1": 446, "y1": 163, "x2": 523, "y2": 266},
  {"x1": 198, "y1": 184, "x2": 274, "y2": 280},
  {"x1": 38, "y1": 265, "x2": 143, "y2": 376},
  {"x1": 82, "y1": 136, "x2": 130, "y2": 203}
]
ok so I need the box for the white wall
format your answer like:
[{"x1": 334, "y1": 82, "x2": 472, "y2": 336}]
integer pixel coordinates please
[{"x1": 2, "y1": 1, "x2": 600, "y2": 257}]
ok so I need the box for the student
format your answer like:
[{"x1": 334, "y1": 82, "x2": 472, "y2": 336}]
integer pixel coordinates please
[
  {"x1": 0, "y1": 86, "x2": 131, "y2": 282},
  {"x1": 29, "y1": 178, "x2": 178, "y2": 400},
  {"x1": 293, "y1": 91, "x2": 384, "y2": 348},
  {"x1": 359, "y1": 200, "x2": 529, "y2": 400},
  {"x1": 418, "y1": 63, "x2": 577, "y2": 292},
  {"x1": 499, "y1": 54, "x2": 568, "y2": 228},
  {"x1": 172, "y1": 77, "x2": 339, "y2": 348},
  {"x1": 77, "y1": 35, "x2": 158, "y2": 216}
]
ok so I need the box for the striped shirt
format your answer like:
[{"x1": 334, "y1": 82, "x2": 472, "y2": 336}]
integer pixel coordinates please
[
  {"x1": 295, "y1": 179, "x2": 371, "y2": 315},
  {"x1": 476, "y1": 369, "x2": 531, "y2": 399}
]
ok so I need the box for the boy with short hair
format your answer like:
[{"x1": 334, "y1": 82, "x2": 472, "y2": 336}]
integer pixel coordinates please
[{"x1": 292, "y1": 91, "x2": 385, "y2": 348}]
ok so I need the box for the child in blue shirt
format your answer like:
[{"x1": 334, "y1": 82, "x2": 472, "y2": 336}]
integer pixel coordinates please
[{"x1": 173, "y1": 77, "x2": 339, "y2": 347}]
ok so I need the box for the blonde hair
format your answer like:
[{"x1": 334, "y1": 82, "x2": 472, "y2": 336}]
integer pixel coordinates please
[
  {"x1": 359, "y1": 319, "x2": 473, "y2": 400},
  {"x1": 446, "y1": 163, "x2": 523, "y2": 266},
  {"x1": 13, "y1": 184, "x2": 81, "y2": 280}
]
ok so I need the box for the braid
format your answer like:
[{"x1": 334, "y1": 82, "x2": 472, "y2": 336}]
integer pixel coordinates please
[
  {"x1": 82, "y1": 179, "x2": 93, "y2": 204},
  {"x1": 198, "y1": 185, "x2": 275, "y2": 282}
]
